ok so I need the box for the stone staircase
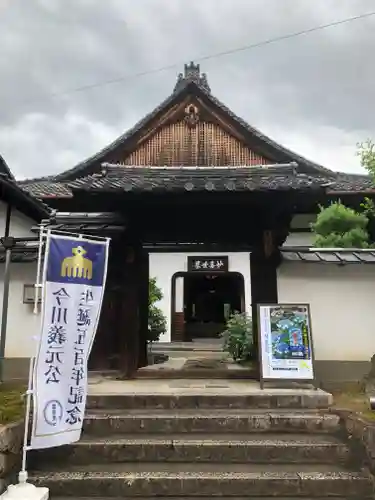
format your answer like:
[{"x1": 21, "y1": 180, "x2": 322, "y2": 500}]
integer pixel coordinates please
[{"x1": 28, "y1": 383, "x2": 374, "y2": 498}]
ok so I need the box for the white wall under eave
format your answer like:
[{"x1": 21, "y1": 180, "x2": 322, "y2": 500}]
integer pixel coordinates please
[
  {"x1": 149, "y1": 252, "x2": 252, "y2": 342},
  {"x1": 0, "y1": 262, "x2": 39, "y2": 359},
  {"x1": 0, "y1": 203, "x2": 39, "y2": 359},
  {"x1": 290, "y1": 214, "x2": 316, "y2": 230},
  {"x1": 284, "y1": 213, "x2": 316, "y2": 248},
  {"x1": 283, "y1": 232, "x2": 314, "y2": 247},
  {"x1": 277, "y1": 262, "x2": 375, "y2": 363},
  {"x1": 0, "y1": 201, "x2": 36, "y2": 238}
]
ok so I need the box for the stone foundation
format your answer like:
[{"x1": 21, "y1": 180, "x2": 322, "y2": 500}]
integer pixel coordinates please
[
  {"x1": 333, "y1": 409, "x2": 375, "y2": 474},
  {"x1": 0, "y1": 421, "x2": 23, "y2": 493}
]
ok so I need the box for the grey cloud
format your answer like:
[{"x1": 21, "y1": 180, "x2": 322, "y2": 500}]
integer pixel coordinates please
[{"x1": 0, "y1": 0, "x2": 374, "y2": 177}]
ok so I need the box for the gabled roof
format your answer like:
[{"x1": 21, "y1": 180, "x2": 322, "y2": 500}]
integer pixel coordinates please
[
  {"x1": 18, "y1": 62, "x2": 373, "y2": 198},
  {"x1": 23, "y1": 62, "x2": 334, "y2": 184}
]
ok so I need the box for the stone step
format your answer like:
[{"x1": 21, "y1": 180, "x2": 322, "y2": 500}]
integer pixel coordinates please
[
  {"x1": 51, "y1": 498, "x2": 358, "y2": 500},
  {"x1": 29, "y1": 463, "x2": 373, "y2": 498},
  {"x1": 83, "y1": 409, "x2": 340, "y2": 435},
  {"x1": 152, "y1": 341, "x2": 223, "y2": 352},
  {"x1": 29, "y1": 433, "x2": 349, "y2": 466},
  {"x1": 87, "y1": 389, "x2": 331, "y2": 410},
  {"x1": 152, "y1": 350, "x2": 223, "y2": 358},
  {"x1": 136, "y1": 367, "x2": 258, "y2": 379}
]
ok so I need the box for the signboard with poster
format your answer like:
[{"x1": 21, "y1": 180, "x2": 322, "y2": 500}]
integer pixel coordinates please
[{"x1": 257, "y1": 304, "x2": 315, "y2": 387}]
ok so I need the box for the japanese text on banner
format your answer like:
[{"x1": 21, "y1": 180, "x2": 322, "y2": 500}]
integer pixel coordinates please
[{"x1": 30, "y1": 235, "x2": 109, "y2": 450}]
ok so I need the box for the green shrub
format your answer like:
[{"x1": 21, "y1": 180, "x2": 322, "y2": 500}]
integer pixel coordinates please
[
  {"x1": 220, "y1": 312, "x2": 254, "y2": 363},
  {"x1": 311, "y1": 202, "x2": 370, "y2": 248},
  {"x1": 148, "y1": 278, "x2": 167, "y2": 343},
  {"x1": 148, "y1": 304, "x2": 167, "y2": 343}
]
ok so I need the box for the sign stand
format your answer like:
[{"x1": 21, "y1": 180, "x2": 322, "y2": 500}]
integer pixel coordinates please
[{"x1": 257, "y1": 303, "x2": 317, "y2": 391}]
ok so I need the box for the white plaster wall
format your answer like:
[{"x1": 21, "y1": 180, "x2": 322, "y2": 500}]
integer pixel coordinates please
[
  {"x1": 175, "y1": 277, "x2": 184, "y2": 313},
  {"x1": 277, "y1": 262, "x2": 375, "y2": 362},
  {"x1": 284, "y1": 213, "x2": 316, "y2": 247},
  {"x1": 290, "y1": 214, "x2": 316, "y2": 229},
  {"x1": 0, "y1": 201, "x2": 35, "y2": 237},
  {"x1": 0, "y1": 204, "x2": 40, "y2": 358},
  {"x1": 283, "y1": 232, "x2": 314, "y2": 247},
  {"x1": 149, "y1": 252, "x2": 252, "y2": 342},
  {"x1": 0, "y1": 262, "x2": 39, "y2": 358}
]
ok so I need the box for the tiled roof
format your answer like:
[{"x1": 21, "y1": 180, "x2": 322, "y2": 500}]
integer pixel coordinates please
[
  {"x1": 68, "y1": 164, "x2": 332, "y2": 193},
  {"x1": 327, "y1": 173, "x2": 374, "y2": 193},
  {"x1": 18, "y1": 168, "x2": 375, "y2": 199},
  {"x1": 37, "y1": 211, "x2": 125, "y2": 233},
  {"x1": 20, "y1": 180, "x2": 73, "y2": 199},
  {"x1": 281, "y1": 247, "x2": 375, "y2": 264}
]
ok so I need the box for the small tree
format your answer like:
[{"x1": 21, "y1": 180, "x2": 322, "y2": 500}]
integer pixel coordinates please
[
  {"x1": 311, "y1": 202, "x2": 370, "y2": 248},
  {"x1": 220, "y1": 312, "x2": 254, "y2": 363},
  {"x1": 148, "y1": 278, "x2": 167, "y2": 343}
]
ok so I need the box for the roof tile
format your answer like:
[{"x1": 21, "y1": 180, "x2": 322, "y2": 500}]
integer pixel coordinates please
[{"x1": 68, "y1": 164, "x2": 331, "y2": 193}]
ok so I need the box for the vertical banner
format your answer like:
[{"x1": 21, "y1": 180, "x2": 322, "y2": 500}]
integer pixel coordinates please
[
  {"x1": 30, "y1": 233, "x2": 109, "y2": 449},
  {"x1": 258, "y1": 304, "x2": 314, "y2": 381}
]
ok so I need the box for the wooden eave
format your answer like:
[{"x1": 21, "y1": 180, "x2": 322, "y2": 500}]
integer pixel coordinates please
[
  {"x1": 0, "y1": 154, "x2": 15, "y2": 180},
  {"x1": 0, "y1": 175, "x2": 50, "y2": 221}
]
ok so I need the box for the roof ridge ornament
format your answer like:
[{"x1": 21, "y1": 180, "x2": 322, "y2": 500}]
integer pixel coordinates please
[
  {"x1": 184, "y1": 104, "x2": 199, "y2": 128},
  {"x1": 174, "y1": 61, "x2": 211, "y2": 93}
]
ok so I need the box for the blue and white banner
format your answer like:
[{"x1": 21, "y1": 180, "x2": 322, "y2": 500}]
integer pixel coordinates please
[{"x1": 30, "y1": 233, "x2": 109, "y2": 449}]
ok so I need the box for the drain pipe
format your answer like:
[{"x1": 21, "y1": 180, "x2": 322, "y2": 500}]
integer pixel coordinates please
[{"x1": 0, "y1": 203, "x2": 13, "y2": 383}]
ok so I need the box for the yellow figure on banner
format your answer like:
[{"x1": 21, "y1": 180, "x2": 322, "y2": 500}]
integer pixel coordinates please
[
  {"x1": 61, "y1": 246, "x2": 93, "y2": 279},
  {"x1": 300, "y1": 361, "x2": 309, "y2": 370}
]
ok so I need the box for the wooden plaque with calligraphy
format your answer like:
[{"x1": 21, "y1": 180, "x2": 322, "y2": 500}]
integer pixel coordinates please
[{"x1": 187, "y1": 256, "x2": 229, "y2": 273}]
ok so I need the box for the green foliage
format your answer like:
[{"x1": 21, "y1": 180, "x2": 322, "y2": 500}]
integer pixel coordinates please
[
  {"x1": 0, "y1": 386, "x2": 25, "y2": 424},
  {"x1": 148, "y1": 278, "x2": 167, "y2": 343},
  {"x1": 311, "y1": 201, "x2": 370, "y2": 248},
  {"x1": 220, "y1": 312, "x2": 254, "y2": 363},
  {"x1": 357, "y1": 139, "x2": 375, "y2": 182},
  {"x1": 149, "y1": 277, "x2": 162, "y2": 305},
  {"x1": 360, "y1": 197, "x2": 375, "y2": 217}
]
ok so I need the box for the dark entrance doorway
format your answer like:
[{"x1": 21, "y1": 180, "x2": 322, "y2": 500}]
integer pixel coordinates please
[{"x1": 171, "y1": 272, "x2": 245, "y2": 342}]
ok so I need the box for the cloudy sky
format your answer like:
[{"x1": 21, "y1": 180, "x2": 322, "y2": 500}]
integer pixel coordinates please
[{"x1": 0, "y1": 0, "x2": 374, "y2": 179}]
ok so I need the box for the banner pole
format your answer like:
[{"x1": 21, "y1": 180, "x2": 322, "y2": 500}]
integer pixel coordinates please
[
  {"x1": 18, "y1": 358, "x2": 34, "y2": 483},
  {"x1": 19, "y1": 226, "x2": 47, "y2": 484},
  {"x1": 33, "y1": 226, "x2": 45, "y2": 315},
  {"x1": 1, "y1": 229, "x2": 49, "y2": 498}
]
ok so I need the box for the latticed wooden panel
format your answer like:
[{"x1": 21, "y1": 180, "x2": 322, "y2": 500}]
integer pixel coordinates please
[{"x1": 123, "y1": 120, "x2": 270, "y2": 166}]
